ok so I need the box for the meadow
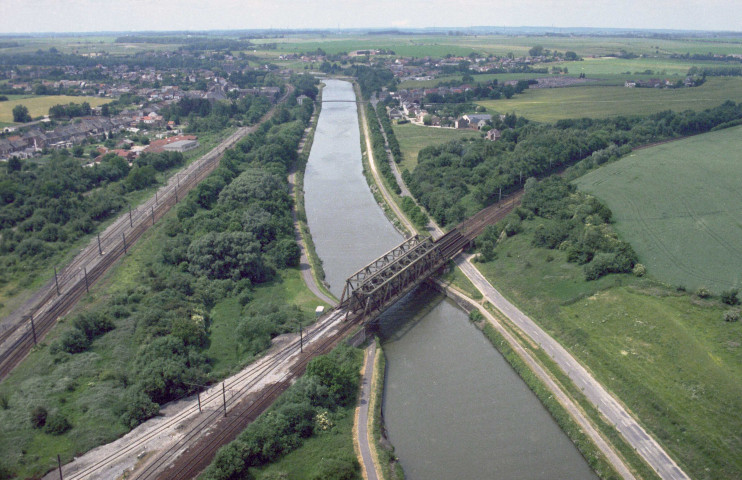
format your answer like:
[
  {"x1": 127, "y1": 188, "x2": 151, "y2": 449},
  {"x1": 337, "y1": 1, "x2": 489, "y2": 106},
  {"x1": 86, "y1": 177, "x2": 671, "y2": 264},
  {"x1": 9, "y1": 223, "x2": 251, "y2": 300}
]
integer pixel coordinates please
[
  {"x1": 576, "y1": 125, "x2": 742, "y2": 293},
  {"x1": 391, "y1": 122, "x2": 479, "y2": 171},
  {"x1": 475, "y1": 77, "x2": 742, "y2": 121},
  {"x1": 475, "y1": 220, "x2": 742, "y2": 480},
  {"x1": 0, "y1": 95, "x2": 110, "y2": 123}
]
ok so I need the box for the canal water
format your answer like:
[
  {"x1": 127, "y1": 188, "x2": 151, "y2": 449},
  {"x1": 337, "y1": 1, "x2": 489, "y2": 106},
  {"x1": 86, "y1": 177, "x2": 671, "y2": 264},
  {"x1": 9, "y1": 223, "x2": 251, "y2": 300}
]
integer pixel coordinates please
[{"x1": 304, "y1": 79, "x2": 597, "y2": 480}]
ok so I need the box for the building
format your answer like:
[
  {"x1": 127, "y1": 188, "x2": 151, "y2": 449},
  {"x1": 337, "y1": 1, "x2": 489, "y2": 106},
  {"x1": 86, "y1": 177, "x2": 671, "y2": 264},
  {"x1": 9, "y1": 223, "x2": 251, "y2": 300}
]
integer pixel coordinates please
[
  {"x1": 486, "y1": 129, "x2": 502, "y2": 142},
  {"x1": 163, "y1": 139, "x2": 199, "y2": 153}
]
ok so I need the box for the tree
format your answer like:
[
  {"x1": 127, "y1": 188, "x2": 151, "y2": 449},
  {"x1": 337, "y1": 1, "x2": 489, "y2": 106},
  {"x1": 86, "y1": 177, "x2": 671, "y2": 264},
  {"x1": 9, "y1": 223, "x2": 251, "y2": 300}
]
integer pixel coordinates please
[
  {"x1": 529, "y1": 45, "x2": 544, "y2": 57},
  {"x1": 423, "y1": 114, "x2": 433, "y2": 126},
  {"x1": 12, "y1": 104, "x2": 31, "y2": 123}
]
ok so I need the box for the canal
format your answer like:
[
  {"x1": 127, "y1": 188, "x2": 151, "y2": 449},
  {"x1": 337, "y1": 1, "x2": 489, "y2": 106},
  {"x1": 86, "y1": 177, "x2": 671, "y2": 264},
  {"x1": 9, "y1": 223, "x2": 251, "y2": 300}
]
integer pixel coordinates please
[{"x1": 303, "y1": 79, "x2": 597, "y2": 480}]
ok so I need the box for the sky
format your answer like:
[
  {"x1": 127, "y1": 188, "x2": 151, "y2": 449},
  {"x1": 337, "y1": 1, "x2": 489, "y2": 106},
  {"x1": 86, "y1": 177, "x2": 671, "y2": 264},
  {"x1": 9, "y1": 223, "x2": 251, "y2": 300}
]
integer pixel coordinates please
[{"x1": 0, "y1": 0, "x2": 740, "y2": 34}]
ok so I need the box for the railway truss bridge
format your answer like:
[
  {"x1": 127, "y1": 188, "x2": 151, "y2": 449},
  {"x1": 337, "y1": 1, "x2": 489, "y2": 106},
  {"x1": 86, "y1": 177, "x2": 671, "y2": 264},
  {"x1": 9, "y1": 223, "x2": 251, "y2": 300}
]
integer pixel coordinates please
[{"x1": 338, "y1": 197, "x2": 517, "y2": 324}]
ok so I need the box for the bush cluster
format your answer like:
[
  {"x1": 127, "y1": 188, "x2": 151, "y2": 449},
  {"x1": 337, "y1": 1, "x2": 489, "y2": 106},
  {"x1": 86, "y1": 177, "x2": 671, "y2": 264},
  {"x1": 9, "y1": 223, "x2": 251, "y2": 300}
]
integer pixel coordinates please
[{"x1": 477, "y1": 177, "x2": 637, "y2": 281}]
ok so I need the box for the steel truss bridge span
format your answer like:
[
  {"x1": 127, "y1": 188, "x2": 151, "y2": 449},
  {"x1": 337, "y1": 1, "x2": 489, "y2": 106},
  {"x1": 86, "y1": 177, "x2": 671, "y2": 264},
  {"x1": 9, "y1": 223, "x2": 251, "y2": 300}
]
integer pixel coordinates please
[
  {"x1": 339, "y1": 229, "x2": 470, "y2": 322},
  {"x1": 337, "y1": 192, "x2": 521, "y2": 324}
]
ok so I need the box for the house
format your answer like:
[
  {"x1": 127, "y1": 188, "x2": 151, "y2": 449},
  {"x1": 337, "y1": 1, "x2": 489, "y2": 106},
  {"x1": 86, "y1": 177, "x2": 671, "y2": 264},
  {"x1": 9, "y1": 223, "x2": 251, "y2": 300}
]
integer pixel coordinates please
[
  {"x1": 486, "y1": 129, "x2": 502, "y2": 142},
  {"x1": 463, "y1": 114, "x2": 492, "y2": 129},
  {"x1": 455, "y1": 117, "x2": 470, "y2": 129},
  {"x1": 388, "y1": 108, "x2": 404, "y2": 120}
]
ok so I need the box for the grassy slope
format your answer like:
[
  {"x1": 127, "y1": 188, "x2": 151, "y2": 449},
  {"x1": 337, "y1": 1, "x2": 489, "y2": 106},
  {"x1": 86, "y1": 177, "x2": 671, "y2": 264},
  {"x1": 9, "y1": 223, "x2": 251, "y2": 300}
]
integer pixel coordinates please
[
  {"x1": 0, "y1": 96, "x2": 110, "y2": 123},
  {"x1": 0, "y1": 206, "x2": 327, "y2": 478},
  {"x1": 475, "y1": 77, "x2": 742, "y2": 121},
  {"x1": 475, "y1": 222, "x2": 742, "y2": 480},
  {"x1": 391, "y1": 122, "x2": 479, "y2": 171},
  {"x1": 576, "y1": 126, "x2": 742, "y2": 292}
]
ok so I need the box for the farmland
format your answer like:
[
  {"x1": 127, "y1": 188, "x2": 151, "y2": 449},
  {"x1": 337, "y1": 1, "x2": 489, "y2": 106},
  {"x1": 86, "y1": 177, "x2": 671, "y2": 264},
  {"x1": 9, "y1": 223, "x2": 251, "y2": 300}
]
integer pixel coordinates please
[
  {"x1": 576, "y1": 125, "x2": 742, "y2": 293},
  {"x1": 392, "y1": 122, "x2": 479, "y2": 170},
  {"x1": 256, "y1": 33, "x2": 742, "y2": 58},
  {"x1": 475, "y1": 77, "x2": 742, "y2": 122},
  {"x1": 0, "y1": 95, "x2": 110, "y2": 123}
]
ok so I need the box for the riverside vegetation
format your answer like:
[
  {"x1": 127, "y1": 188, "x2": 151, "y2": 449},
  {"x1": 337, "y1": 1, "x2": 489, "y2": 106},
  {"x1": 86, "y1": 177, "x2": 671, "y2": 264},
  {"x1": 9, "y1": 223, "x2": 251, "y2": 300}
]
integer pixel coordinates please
[{"x1": 0, "y1": 77, "x2": 324, "y2": 479}]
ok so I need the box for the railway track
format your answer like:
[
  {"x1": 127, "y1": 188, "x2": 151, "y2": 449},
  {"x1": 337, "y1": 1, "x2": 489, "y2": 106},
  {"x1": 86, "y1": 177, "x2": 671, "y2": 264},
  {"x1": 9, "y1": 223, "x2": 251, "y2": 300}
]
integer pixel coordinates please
[
  {"x1": 147, "y1": 312, "x2": 363, "y2": 480},
  {"x1": 0, "y1": 93, "x2": 291, "y2": 381},
  {"x1": 48, "y1": 307, "x2": 361, "y2": 480}
]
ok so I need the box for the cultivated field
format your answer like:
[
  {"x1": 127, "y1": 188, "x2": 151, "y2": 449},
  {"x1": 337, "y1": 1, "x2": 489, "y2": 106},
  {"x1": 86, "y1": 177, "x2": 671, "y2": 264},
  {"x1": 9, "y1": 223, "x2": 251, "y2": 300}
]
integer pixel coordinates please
[
  {"x1": 576, "y1": 125, "x2": 742, "y2": 292},
  {"x1": 392, "y1": 122, "x2": 479, "y2": 170},
  {"x1": 0, "y1": 95, "x2": 110, "y2": 123},
  {"x1": 476, "y1": 77, "x2": 742, "y2": 122},
  {"x1": 255, "y1": 34, "x2": 742, "y2": 58}
]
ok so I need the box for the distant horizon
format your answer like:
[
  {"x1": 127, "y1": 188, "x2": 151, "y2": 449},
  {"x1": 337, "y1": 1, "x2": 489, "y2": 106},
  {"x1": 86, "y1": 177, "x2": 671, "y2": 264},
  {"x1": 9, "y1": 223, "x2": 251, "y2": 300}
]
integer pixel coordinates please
[
  {"x1": 1, "y1": 25, "x2": 742, "y2": 37},
  {"x1": 1, "y1": 0, "x2": 740, "y2": 35}
]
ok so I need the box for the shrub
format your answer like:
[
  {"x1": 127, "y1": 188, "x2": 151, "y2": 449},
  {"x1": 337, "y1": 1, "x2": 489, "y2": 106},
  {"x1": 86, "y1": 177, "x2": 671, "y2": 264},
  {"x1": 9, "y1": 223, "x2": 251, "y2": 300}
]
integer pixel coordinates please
[
  {"x1": 696, "y1": 287, "x2": 711, "y2": 298},
  {"x1": 309, "y1": 455, "x2": 360, "y2": 480},
  {"x1": 720, "y1": 289, "x2": 739, "y2": 305},
  {"x1": 30, "y1": 406, "x2": 47, "y2": 429},
  {"x1": 0, "y1": 394, "x2": 8, "y2": 410},
  {"x1": 723, "y1": 310, "x2": 740, "y2": 322},
  {"x1": 73, "y1": 312, "x2": 115, "y2": 339},
  {"x1": 469, "y1": 310, "x2": 483, "y2": 322},
  {"x1": 632, "y1": 263, "x2": 646, "y2": 277},
  {"x1": 56, "y1": 329, "x2": 91, "y2": 354},
  {"x1": 121, "y1": 388, "x2": 160, "y2": 428},
  {"x1": 44, "y1": 412, "x2": 71, "y2": 435}
]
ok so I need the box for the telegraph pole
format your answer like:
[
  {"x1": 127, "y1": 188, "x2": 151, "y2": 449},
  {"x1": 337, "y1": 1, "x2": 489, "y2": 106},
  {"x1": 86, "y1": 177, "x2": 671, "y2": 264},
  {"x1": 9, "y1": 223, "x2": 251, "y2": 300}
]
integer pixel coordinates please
[
  {"x1": 97, "y1": 233, "x2": 102, "y2": 255},
  {"x1": 222, "y1": 382, "x2": 227, "y2": 417},
  {"x1": 54, "y1": 267, "x2": 60, "y2": 296}
]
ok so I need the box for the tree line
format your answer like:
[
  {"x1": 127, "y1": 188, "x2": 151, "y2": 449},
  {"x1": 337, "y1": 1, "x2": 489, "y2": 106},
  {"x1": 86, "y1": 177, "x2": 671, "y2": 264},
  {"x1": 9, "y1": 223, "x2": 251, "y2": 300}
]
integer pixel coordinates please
[{"x1": 405, "y1": 100, "x2": 742, "y2": 227}]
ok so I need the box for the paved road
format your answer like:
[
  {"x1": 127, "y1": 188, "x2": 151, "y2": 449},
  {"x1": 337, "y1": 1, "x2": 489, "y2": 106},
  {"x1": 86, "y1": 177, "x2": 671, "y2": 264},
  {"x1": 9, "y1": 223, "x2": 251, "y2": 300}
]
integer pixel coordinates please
[
  {"x1": 455, "y1": 255, "x2": 690, "y2": 480},
  {"x1": 356, "y1": 342, "x2": 380, "y2": 480}
]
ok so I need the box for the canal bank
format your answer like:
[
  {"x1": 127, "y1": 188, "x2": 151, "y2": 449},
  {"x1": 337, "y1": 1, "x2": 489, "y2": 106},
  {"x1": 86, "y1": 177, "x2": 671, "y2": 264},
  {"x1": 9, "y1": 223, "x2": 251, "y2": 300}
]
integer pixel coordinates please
[{"x1": 303, "y1": 79, "x2": 599, "y2": 480}]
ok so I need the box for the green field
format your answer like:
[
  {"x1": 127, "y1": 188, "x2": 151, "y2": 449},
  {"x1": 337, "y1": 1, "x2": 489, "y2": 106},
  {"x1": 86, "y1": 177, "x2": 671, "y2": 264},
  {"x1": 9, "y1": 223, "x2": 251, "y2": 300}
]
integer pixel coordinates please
[
  {"x1": 257, "y1": 34, "x2": 742, "y2": 58},
  {"x1": 476, "y1": 77, "x2": 742, "y2": 122},
  {"x1": 0, "y1": 95, "x2": 110, "y2": 123},
  {"x1": 576, "y1": 126, "x2": 742, "y2": 292},
  {"x1": 476, "y1": 222, "x2": 742, "y2": 480},
  {"x1": 392, "y1": 122, "x2": 479, "y2": 171}
]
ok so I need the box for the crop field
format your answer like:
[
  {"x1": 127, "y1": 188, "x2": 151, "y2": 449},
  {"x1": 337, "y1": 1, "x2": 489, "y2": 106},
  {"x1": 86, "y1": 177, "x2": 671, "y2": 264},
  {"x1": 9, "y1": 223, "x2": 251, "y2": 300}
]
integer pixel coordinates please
[
  {"x1": 576, "y1": 125, "x2": 742, "y2": 292},
  {"x1": 257, "y1": 34, "x2": 742, "y2": 58},
  {"x1": 475, "y1": 77, "x2": 742, "y2": 122},
  {"x1": 0, "y1": 95, "x2": 110, "y2": 123},
  {"x1": 476, "y1": 221, "x2": 742, "y2": 480},
  {"x1": 392, "y1": 122, "x2": 479, "y2": 171}
]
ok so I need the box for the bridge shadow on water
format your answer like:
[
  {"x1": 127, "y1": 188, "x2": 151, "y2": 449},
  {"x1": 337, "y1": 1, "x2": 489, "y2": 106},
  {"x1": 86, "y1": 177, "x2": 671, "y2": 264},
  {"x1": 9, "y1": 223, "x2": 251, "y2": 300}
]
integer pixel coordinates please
[{"x1": 370, "y1": 284, "x2": 450, "y2": 343}]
